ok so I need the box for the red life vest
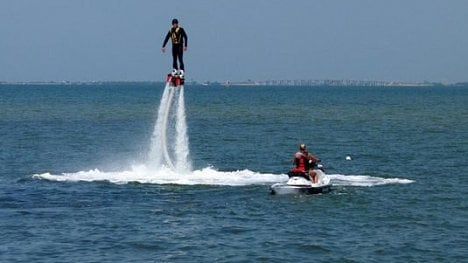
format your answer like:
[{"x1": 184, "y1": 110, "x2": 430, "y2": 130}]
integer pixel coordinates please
[{"x1": 292, "y1": 152, "x2": 307, "y2": 172}]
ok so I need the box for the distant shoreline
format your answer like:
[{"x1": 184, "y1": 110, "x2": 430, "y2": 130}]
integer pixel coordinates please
[{"x1": 1, "y1": 79, "x2": 467, "y2": 87}]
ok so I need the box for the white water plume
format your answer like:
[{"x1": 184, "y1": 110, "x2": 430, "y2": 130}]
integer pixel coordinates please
[
  {"x1": 148, "y1": 84, "x2": 171, "y2": 168},
  {"x1": 148, "y1": 82, "x2": 191, "y2": 171},
  {"x1": 175, "y1": 86, "x2": 191, "y2": 172}
]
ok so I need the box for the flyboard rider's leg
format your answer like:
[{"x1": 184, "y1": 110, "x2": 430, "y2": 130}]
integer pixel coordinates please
[
  {"x1": 178, "y1": 45, "x2": 184, "y2": 71},
  {"x1": 172, "y1": 44, "x2": 185, "y2": 71},
  {"x1": 172, "y1": 45, "x2": 179, "y2": 71}
]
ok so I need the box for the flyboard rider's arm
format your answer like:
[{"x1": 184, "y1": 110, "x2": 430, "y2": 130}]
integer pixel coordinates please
[
  {"x1": 182, "y1": 28, "x2": 188, "y2": 50},
  {"x1": 161, "y1": 31, "x2": 171, "y2": 52}
]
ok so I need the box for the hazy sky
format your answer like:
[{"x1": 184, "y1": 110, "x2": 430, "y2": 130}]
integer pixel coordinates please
[{"x1": 1, "y1": 0, "x2": 467, "y2": 83}]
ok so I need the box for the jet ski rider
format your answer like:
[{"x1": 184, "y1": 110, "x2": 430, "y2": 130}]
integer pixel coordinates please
[{"x1": 292, "y1": 144, "x2": 321, "y2": 183}]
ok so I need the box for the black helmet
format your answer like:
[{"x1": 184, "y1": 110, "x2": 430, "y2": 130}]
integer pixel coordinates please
[
  {"x1": 172, "y1": 18, "x2": 179, "y2": 25},
  {"x1": 299, "y1": 144, "x2": 306, "y2": 150}
]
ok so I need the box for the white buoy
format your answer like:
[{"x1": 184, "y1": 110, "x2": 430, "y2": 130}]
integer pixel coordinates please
[{"x1": 346, "y1": 156, "x2": 352, "y2": 161}]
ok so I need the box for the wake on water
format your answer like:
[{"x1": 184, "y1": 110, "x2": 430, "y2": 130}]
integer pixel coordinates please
[
  {"x1": 34, "y1": 168, "x2": 413, "y2": 187},
  {"x1": 32, "y1": 82, "x2": 413, "y2": 187}
]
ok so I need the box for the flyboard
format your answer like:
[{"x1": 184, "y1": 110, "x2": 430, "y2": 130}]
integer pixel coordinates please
[
  {"x1": 157, "y1": 69, "x2": 189, "y2": 171},
  {"x1": 166, "y1": 69, "x2": 185, "y2": 87}
]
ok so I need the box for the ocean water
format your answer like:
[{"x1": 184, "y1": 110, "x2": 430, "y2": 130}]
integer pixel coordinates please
[{"x1": 1, "y1": 83, "x2": 467, "y2": 262}]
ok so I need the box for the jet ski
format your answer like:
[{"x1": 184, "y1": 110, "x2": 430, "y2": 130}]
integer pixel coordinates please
[{"x1": 271, "y1": 165, "x2": 331, "y2": 195}]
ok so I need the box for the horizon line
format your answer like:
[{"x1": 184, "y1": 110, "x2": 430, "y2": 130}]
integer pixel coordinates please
[{"x1": 1, "y1": 79, "x2": 467, "y2": 87}]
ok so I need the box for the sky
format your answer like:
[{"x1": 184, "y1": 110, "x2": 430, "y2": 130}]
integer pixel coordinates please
[{"x1": 1, "y1": 0, "x2": 467, "y2": 83}]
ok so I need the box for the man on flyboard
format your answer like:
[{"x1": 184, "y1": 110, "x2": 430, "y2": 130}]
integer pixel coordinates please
[{"x1": 162, "y1": 18, "x2": 188, "y2": 77}]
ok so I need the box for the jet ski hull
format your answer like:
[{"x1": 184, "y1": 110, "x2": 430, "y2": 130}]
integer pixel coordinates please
[
  {"x1": 270, "y1": 182, "x2": 331, "y2": 195},
  {"x1": 270, "y1": 170, "x2": 332, "y2": 195}
]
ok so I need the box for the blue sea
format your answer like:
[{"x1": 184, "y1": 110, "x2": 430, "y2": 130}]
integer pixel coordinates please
[{"x1": 1, "y1": 83, "x2": 467, "y2": 262}]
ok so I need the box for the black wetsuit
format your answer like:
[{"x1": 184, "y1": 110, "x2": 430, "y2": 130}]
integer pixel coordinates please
[{"x1": 162, "y1": 26, "x2": 188, "y2": 70}]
